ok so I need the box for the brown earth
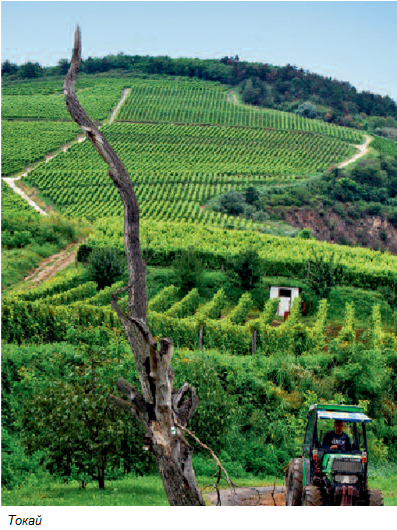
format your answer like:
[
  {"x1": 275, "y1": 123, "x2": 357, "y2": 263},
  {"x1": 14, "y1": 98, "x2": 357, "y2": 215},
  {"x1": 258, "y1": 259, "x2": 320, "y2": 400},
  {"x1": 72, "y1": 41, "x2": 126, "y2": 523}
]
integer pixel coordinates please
[
  {"x1": 205, "y1": 486, "x2": 285, "y2": 506},
  {"x1": 21, "y1": 241, "x2": 80, "y2": 288},
  {"x1": 283, "y1": 207, "x2": 397, "y2": 253},
  {"x1": 17, "y1": 181, "x2": 55, "y2": 214}
]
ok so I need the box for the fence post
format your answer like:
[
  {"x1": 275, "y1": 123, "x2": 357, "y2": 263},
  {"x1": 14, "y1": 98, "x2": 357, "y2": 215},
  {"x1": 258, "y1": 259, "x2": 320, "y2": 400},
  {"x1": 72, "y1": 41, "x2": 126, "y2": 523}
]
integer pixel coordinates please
[
  {"x1": 252, "y1": 329, "x2": 257, "y2": 355},
  {"x1": 199, "y1": 325, "x2": 203, "y2": 350}
]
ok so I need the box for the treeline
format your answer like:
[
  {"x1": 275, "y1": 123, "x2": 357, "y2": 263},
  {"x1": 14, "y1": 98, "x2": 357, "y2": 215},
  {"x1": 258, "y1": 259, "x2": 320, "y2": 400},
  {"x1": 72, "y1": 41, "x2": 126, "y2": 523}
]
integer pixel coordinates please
[{"x1": 2, "y1": 53, "x2": 397, "y2": 130}]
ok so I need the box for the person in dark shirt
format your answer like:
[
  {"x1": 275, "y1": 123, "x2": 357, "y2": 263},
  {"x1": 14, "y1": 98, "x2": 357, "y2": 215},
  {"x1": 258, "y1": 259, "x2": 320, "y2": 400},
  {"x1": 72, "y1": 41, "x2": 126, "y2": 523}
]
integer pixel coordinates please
[{"x1": 322, "y1": 420, "x2": 352, "y2": 451}]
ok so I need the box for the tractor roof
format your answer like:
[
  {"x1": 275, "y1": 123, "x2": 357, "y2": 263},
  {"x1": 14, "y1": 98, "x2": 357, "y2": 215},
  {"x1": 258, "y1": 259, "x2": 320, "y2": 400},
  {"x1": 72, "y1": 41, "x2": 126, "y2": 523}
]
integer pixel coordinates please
[{"x1": 309, "y1": 404, "x2": 372, "y2": 423}]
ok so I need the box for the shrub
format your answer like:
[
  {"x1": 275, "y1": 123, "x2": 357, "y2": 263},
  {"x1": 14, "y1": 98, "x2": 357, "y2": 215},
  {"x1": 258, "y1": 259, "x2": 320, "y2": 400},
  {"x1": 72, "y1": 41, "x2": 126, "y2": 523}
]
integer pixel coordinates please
[
  {"x1": 88, "y1": 247, "x2": 125, "y2": 290},
  {"x1": 172, "y1": 247, "x2": 205, "y2": 296},
  {"x1": 77, "y1": 243, "x2": 93, "y2": 263},
  {"x1": 307, "y1": 248, "x2": 343, "y2": 299},
  {"x1": 298, "y1": 228, "x2": 313, "y2": 239},
  {"x1": 229, "y1": 248, "x2": 263, "y2": 292}
]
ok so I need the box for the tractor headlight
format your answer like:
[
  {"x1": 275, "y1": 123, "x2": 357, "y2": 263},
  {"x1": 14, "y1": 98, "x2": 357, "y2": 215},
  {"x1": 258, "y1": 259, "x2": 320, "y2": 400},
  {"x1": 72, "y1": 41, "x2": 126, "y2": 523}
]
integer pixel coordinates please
[{"x1": 334, "y1": 475, "x2": 358, "y2": 484}]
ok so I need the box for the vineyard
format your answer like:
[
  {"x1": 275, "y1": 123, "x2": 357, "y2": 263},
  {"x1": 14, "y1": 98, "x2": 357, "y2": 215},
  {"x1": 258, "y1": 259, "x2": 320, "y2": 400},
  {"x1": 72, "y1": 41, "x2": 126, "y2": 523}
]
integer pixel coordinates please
[
  {"x1": 116, "y1": 77, "x2": 363, "y2": 143},
  {"x1": 1, "y1": 180, "x2": 35, "y2": 213},
  {"x1": 2, "y1": 68, "x2": 397, "y2": 504},
  {"x1": 22, "y1": 121, "x2": 354, "y2": 221},
  {"x1": 3, "y1": 274, "x2": 396, "y2": 355},
  {"x1": 1, "y1": 76, "x2": 130, "y2": 176},
  {"x1": 1, "y1": 121, "x2": 80, "y2": 176},
  {"x1": 2, "y1": 80, "x2": 129, "y2": 122},
  {"x1": 89, "y1": 218, "x2": 397, "y2": 291},
  {"x1": 370, "y1": 135, "x2": 397, "y2": 157}
]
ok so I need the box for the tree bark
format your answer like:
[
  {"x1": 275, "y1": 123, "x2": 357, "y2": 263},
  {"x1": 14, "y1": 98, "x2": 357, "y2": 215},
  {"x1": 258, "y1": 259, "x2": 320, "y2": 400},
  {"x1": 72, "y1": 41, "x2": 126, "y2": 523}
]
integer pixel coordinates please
[
  {"x1": 98, "y1": 466, "x2": 105, "y2": 490},
  {"x1": 64, "y1": 26, "x2": 205, "y2": 506}
]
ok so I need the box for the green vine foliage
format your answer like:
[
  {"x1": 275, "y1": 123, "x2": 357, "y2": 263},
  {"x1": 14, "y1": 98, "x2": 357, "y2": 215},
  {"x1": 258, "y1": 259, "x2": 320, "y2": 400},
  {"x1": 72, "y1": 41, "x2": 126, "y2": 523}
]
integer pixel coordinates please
[
  {"x1": 3, "y1": 290, "x2": 396, "y2": 357},
  {"x1": 372, "y1": 304, "x2": 385, "y2": 350},
  {"x1": 148, "y1": 284, "x2": 179, "y2": 313},
  {"x1": 260, "y1": 298, "x2": 280, "y2": 326},
  {"x1": 195, "y1": 288, "x2": 226, "y2": 320},
  {"x1": 165, "y1": 288, "x2": 200, "y2": 319},
  {"x1": 337, "y1": 302, "x2": 356, "y2": 346},
  {"x1": 226, "y1": 292, "x2": 253, "y2": 325},
  {"x1": 308, "y1": 299, "x2": 328, "y2": 351},
  {"x1": 10, "y1": 268, "x2": 88, "y2": 302}
]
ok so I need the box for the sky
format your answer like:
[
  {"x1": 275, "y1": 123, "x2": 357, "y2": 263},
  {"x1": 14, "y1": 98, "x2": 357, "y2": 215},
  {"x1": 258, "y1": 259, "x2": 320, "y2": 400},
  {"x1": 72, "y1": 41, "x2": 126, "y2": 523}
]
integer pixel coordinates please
[{"x1": 1, "y1": 1, "x2": 397, "y2": 103}]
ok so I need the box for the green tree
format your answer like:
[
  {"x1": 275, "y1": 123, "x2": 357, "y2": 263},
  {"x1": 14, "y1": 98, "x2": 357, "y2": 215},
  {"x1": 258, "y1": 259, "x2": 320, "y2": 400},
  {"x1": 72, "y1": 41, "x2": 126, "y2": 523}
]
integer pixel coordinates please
[
  {"x1": 307, "y1": 248, "x2": 343, "y2": 299},
  {"x1": 219, "y1": 190, "x2": 245, "y2": 216},
  {"x1": 88, "y1": 247, "x2": 125, "y2": 290},
  {"x1": 21, "y1": 331, "x2": 153, "y2": 489},
  {"x1": 172, "y1": 246, "x2": 204, "y2": 296},
  {"x1": 245, "y1": 186, "x2": 259, "y2": 205},
  {"x1": 1, "y1": 60, "x2": 18, "y2": 76},
  {"x1": 295, "y1": 101, "x2": 317, "y2": 119},
  {"x1": 351, "y1": 163, "x2": 387, "y2": 188},
  {"x1": 230, "y1": 248, "x2": 263, "y2": 292},
  {"x1": 298, "y1": 228, "x2": 313, "y2": 239},
  {"x1": 19, "y1": 61, "x2": 43, "y2": 79},
  {"x1": 57, "y1": 58, "x2": 70, "y2": 75}
]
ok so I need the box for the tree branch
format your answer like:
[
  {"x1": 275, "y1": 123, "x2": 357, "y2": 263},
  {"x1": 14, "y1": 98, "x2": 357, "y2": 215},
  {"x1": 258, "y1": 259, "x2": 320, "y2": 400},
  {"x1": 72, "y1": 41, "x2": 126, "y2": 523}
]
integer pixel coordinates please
[
  {"x1": 174, "y1": 420, "x2": 237, "y2": 497},
  {"x1": 172, "y1": 383, "x2": 199, "y2": 427}
]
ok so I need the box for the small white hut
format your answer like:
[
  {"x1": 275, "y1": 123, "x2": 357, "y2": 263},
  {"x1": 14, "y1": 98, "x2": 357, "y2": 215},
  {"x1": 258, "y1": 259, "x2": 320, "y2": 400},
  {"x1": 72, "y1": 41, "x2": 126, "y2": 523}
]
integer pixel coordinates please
[{"x1": 270, "y1": 286, "x2": 300, "y2": 317}]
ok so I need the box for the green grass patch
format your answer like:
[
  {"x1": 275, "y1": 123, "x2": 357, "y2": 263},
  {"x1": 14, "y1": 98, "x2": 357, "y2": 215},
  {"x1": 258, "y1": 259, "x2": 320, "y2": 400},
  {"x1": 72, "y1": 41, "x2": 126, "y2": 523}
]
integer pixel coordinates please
[
  {"x1": 1, "y1": 475, "x2": 169, "y2": 506},
  {"x1": 2, "y1": 471, "x2": 394, "y2": 506}
]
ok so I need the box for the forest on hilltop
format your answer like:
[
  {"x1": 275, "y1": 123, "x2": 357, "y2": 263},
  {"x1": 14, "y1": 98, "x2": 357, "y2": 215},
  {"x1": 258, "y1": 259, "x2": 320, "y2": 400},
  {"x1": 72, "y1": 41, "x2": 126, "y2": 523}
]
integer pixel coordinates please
[{"x1": 2, "y1": 53, "x2": 397, "y2": 135}]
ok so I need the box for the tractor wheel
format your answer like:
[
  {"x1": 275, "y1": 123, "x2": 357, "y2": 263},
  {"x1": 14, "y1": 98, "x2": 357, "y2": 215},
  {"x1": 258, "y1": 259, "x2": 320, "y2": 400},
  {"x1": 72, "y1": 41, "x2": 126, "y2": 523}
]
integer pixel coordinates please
[
  {"x1": 368, "y1": 489, "x2": 384, "y2": 506},
  {"x1": 302, "y1": 485, "x2": 322, "y2": 506},
  {"x1": 285, "y1": 458, "x2": 303, "y2": 506}
]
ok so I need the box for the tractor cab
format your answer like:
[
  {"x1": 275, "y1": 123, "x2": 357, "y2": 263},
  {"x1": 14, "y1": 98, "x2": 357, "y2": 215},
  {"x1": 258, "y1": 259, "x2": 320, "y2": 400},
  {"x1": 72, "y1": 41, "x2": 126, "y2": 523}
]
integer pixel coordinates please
[
  {"x1": 302, "y1": 404, "x2": 372, "y2": 505},
  {"x1": 286, "y1": 404, "x2": 383, "y2": 506}
]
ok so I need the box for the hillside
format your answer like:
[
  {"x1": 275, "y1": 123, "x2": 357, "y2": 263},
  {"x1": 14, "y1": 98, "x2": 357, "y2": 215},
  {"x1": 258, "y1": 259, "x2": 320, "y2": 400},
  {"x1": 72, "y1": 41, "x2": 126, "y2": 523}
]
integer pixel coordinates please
[
  {"x1": 2, "y1": 70, "x2": 397, "y2": 502},
  {"x1": 3, "y1": 53, "x2": 397, "y2": 133}
]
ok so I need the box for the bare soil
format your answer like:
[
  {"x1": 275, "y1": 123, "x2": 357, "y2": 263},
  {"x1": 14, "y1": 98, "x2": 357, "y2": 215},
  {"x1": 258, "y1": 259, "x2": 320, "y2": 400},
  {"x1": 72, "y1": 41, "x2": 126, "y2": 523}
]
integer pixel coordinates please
[
  {"x1": 283, "y1": 207, "x2": 397, "y2": 253},
  {"x1": 22, "y1": 241, "x2": 80, "y2": 288},
  {"x1": 205, "y1": 486, "x2": 285, "y2": 506}
]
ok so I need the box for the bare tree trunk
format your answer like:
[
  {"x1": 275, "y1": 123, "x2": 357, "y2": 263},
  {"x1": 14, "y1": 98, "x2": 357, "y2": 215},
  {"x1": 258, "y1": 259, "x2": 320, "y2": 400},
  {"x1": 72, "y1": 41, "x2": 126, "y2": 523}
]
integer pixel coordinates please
[
  {"x1": 98, "y1": 466, "x2": 105, "y2": 490},
  {"x1": 64, "y1": 26, "x2": 205, "y2": 506}
]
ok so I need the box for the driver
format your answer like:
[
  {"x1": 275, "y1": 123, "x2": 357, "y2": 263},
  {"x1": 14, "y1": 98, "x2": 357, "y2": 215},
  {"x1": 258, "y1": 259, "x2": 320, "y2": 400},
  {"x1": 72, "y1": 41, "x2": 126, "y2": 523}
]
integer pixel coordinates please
[{"x1": 322, "y1": 420, "x2": 352, "y2": 450}]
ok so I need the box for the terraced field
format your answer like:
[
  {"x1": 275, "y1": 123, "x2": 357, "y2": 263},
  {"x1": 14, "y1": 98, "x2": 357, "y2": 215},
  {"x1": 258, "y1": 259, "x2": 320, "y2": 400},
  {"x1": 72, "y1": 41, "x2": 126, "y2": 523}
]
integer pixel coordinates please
[
  {"x1": 23, "y1": 120, "x2": 354, "y2": 222},
  {"x1": 1, "y1": 121, "x2": 80, "y2": 175},
  {"x1": 1, "y1": 73, "x2": 365, "y2": 220},
  {"x1": 1, "y1": 179, "x2": 36, "y2": 213},
  {"x1": 1, "y1": 76, "x2": 129, "y2": 176},
  {"x1": 117, "y1": 78, "x2": 363, "y2": 143}
]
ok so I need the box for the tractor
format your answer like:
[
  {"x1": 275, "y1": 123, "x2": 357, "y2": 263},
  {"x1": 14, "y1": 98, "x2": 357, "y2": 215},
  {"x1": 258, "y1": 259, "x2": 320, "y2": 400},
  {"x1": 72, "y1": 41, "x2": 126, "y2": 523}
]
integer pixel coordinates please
[{"x1": 285, "y1": 404, "x2": 384, "y2": 506}]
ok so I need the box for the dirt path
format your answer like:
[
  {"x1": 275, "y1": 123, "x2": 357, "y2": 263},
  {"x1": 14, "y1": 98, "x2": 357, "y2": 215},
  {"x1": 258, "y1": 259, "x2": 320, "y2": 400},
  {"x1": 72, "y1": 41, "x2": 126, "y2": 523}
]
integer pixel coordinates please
[
  {"x1": 2, "y1": 88, "x2": 131, "y2": 214},
  {"x1": 21, "y1": 241, "x2": 80, "y2": 288},
  {"x1": 108, "y1": 88, "x2": 131, "y2": 124},
  {"x1": 205, "y1": 486, "x2": 285, "y2": 506},
  {"x1": 2, "y1": 176, "x2": 48, "y2": 216},
  {"x1": 338, "y1": 134, "x2": 372, "y2": 168},
  {"x1": 226, "y1": 89, "x2": 372, "y2": 168}
]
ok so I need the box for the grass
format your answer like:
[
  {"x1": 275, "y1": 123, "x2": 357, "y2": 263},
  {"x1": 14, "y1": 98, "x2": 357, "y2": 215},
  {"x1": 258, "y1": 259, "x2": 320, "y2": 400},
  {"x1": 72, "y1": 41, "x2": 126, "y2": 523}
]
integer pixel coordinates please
[
  {"x1": 0, "y1": 473, "x2": 276, "y2": 507},
  {"x1": 368, "y1": 462, "x2": 397, "y2": 506},
  {"x1": 2, "y1": 469, "x2": 395, "y2": 506},
  {"x1": 1, "y1": 476, "x2": 170, "y2": 507}
]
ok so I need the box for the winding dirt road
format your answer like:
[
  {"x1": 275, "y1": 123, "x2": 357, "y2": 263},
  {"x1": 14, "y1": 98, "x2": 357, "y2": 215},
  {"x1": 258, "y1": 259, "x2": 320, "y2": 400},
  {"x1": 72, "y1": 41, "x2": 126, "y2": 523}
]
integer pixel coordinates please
[
  {"x1": 338, "y1": 134, "x2": 372, "y2": 168},
  {"x1": 2, "y1": 176, "x2": 48, "y2": 216},
  {"x1": 22, "y1": 242, "x2": 80, "y2": 287}
]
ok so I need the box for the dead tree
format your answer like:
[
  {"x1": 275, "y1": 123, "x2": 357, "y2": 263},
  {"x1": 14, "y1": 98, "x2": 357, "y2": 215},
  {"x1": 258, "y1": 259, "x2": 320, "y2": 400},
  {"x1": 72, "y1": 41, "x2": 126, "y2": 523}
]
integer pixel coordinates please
[{"x1": 64, "y1": 26, "x2": 205, "y2": 506}]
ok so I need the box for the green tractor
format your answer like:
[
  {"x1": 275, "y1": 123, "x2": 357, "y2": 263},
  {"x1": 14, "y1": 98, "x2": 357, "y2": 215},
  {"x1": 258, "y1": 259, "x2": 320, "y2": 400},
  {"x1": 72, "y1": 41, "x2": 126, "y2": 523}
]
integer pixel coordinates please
[{"x1": 285, "y1": 404, "x2": 384, "y2": 506}]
